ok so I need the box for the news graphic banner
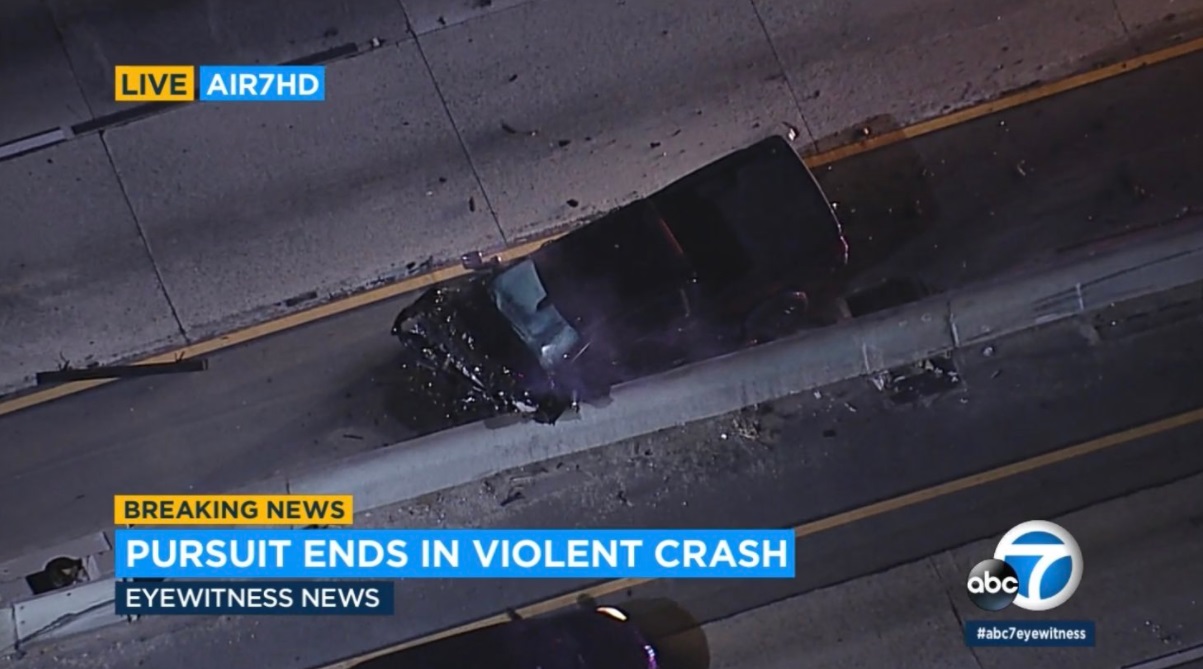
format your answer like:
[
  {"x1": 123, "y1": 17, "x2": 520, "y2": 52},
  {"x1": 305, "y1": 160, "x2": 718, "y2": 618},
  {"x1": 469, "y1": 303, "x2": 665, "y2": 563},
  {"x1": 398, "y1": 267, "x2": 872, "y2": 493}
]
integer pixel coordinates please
[
  {"x1": 114, "y1": 65, "x2": 325, "y2": 102},
  {"x1": 115, "y1": 494, "x2": 353, "y2": 525},
  {"x1": 115, "y1": 581, "x2": 394, "y2": 616},
  {"x1": 114, "y1": 528, "x2": 796, "y2": 579},
  {"x1": 964, "y1": 621, "x2": 1096, "y2": 647}
]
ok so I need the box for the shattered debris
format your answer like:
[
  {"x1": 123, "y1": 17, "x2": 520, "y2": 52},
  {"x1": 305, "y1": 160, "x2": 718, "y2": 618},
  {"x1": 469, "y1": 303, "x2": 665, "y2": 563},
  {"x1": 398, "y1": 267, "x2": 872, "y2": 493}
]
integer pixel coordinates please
[
  {"x1": 784, "y1": 123, "x2": 799, "y2": 141},
  {"x1": 732, "y1": 412, "x2": 761, "y2": 440},
  {"x1": 871, "y1": 354, "x2": 962, "y2": 405}
]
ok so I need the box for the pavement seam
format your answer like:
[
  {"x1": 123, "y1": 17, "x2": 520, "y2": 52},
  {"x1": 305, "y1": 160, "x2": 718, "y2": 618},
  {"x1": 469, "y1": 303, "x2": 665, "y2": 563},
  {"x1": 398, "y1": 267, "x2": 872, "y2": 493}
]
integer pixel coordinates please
[
  {"x1": 394, "y1": 0, "x2": 416, "y2": 40},
  {"x1": 1112, "y1": 0, "x2": 1135, "y2": 42},
  {"x1": 46, "y1": 2, "x2": 96, "y2": 122},
  {"x1": 928, "y1": 556, "x2": 987, "y2": 669},
  {"x1": 410, "y1": 35, "x2": 508, "y2": 244},
  {"x1": 745, "y1": 0, "x2": 820, "y2": 153},
  {"x1": 99, "y1": 132, "x2": 188, "y2": 343}
]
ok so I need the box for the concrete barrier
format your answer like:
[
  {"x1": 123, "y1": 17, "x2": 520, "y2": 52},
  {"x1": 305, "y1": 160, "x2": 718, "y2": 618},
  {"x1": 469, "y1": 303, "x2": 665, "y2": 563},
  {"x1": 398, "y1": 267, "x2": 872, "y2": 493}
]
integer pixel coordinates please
[{"x1": 7, "y1": 220, "x2": 1203, "y2": 652}]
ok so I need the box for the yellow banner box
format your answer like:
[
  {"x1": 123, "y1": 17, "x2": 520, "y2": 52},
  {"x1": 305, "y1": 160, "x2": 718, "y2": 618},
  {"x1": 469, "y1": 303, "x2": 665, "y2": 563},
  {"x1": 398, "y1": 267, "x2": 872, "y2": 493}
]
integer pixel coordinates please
[
  {"x1": 114, "y1": 494, "x2": 353, "y2": 525},
  {"x1": 114, "y1": 65, "x2": 195, "y2": 102}
]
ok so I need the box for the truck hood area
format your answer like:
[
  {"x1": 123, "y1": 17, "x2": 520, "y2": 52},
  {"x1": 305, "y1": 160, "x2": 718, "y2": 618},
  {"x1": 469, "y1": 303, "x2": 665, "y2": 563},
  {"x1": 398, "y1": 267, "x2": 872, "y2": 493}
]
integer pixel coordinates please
[{"x1": 391, "y1": 280, "x2": 573, "y2": 432}]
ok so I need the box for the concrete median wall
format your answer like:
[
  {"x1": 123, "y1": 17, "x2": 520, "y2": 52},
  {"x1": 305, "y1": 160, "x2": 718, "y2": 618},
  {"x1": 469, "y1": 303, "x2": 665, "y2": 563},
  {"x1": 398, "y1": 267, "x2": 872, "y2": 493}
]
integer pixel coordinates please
[{"x1": 5, "y1": 219, "x2": 1202, "y2": 654}]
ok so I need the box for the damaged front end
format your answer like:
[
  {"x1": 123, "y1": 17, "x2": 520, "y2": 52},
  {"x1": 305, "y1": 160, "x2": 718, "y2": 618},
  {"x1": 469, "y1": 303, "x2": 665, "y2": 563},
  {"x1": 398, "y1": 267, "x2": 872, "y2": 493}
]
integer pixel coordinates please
[{"x1": 391, "y1": 280, "x2": 575, "y2": 432}]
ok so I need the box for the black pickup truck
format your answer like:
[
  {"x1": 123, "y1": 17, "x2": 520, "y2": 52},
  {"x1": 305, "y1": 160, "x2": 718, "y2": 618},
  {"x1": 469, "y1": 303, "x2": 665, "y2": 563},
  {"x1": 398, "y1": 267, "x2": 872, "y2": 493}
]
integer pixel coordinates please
[{"x1": 392, "y1": 135, "x2": 848, "y2": 428}]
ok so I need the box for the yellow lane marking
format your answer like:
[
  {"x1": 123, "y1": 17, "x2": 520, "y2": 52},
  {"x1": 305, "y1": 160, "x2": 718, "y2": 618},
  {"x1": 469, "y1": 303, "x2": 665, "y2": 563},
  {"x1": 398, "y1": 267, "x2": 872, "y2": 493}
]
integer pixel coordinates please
[
  {"x1": 4, "y1": 35, "x2": 1203, "y2": 419},
  {"x1": 328, "y1": 405, "x2": 1203, "y2": 668},
  {"x1": 0, "y1": 239, "x2": 552, "y2": 418},
  {"x1": 805, "y1": 35, "x2": 1203, "y2": 168},
  {"x1": 803, "y1": 35, "x2": 1203, "y2": 168}
]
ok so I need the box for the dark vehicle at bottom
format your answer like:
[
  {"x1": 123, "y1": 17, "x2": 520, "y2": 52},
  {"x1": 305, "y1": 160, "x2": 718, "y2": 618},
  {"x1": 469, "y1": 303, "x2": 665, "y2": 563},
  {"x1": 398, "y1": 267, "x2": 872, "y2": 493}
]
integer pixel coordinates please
[
  {"x1": 352, "y1": 606, "x2": 660, "y2": 669},
  {"x1": 392, "y1": 135, "x2": 848, "y2": 428}
]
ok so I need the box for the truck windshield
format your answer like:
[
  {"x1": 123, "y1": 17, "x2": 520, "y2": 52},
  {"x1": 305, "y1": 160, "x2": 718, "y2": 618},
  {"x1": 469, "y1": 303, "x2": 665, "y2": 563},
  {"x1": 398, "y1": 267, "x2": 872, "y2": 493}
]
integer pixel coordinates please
[{"x1": 488, "y1": 259, "x2": 582, "y2": 371}]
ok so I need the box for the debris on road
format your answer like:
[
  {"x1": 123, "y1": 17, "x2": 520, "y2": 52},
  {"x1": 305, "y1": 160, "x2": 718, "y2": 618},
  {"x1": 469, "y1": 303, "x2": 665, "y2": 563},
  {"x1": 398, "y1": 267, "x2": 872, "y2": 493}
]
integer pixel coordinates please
[
  {"x1": 871, "y1": 354, "x2": 962, "y2": 405},
  {"x1": 36, "y1": 358, "x2": 208, "y2": 385}
]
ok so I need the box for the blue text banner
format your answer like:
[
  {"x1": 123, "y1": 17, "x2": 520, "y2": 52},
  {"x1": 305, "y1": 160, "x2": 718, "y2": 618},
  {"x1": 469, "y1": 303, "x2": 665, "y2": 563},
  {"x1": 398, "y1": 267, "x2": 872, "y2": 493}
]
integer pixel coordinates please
[{"x1": 114, "y1": 528, "x2": 795, "y2": 579}]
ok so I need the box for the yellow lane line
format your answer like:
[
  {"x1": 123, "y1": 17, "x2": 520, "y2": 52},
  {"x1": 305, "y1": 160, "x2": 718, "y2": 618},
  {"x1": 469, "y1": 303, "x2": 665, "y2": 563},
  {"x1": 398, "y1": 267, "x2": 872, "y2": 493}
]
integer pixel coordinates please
[
  {"x1": 4, "y1": 35, "x2": 1203, "y2": 419},
  {"x1": 805, "y1": 35, "x2": 1203, "y2": 168},
  {"x1": 0, "y1": 239, "x2": 552, "y2": 418},
  {"x1": 328, "y1": 405, "x2": 1203, "y2": 668}
]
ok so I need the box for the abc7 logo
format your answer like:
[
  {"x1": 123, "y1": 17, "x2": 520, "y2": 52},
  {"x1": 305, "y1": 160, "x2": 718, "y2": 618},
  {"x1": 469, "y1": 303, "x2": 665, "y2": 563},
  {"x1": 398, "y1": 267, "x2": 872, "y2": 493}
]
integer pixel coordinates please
[{"x1": 965, "y1": 520, "x2": 1083, "y2": 612}]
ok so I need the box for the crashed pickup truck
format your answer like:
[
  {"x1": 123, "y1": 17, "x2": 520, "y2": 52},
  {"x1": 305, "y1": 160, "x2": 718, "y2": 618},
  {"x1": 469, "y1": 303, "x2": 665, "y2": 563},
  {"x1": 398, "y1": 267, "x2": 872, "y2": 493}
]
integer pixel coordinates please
[{"x1": 392, "y1": 135, "x2": 849, "y2": 428}]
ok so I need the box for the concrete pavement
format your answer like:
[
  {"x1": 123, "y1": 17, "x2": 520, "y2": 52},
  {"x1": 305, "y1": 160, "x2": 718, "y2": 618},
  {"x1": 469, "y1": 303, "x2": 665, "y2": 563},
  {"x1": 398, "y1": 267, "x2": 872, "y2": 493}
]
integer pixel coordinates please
[
  {"x1": 4, "y1": 44, "x2": 1203, "y2": 567},
  {"x1": 6, "y1": 281, "x2": 1203, "y2": 666},
  {"x1": 3, "y1": 0, "x2": 1202, "y2": 395},
  {"x1": 699, "y1": 471, "x2": 1203, "y2": 669}
]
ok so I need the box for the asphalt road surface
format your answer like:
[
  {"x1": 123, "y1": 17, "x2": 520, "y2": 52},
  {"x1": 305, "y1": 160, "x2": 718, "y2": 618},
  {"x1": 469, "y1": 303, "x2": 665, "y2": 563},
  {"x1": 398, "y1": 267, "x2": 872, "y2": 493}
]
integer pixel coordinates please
[
  {"x1": 13, "y1": 279, "x2": 1203, "y2": 668},
  {"x1": 14, "y1": 0, "x2": 1193, "y2": 399},
  {"x1": 692, "y1": 470, "x2": 1203, "y2": 669},
  {"x1": 3, "y1": 45, "x2": 1203, "y2": 562}
]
